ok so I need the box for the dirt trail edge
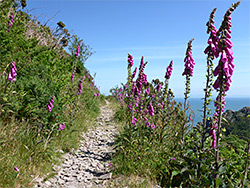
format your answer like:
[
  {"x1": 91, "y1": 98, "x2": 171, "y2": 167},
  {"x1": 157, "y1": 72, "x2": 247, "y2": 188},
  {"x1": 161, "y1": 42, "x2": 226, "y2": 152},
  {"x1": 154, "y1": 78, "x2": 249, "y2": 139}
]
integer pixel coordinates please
[{"x1": 34, "y1": 100, "x2": 117, "y2": 188}]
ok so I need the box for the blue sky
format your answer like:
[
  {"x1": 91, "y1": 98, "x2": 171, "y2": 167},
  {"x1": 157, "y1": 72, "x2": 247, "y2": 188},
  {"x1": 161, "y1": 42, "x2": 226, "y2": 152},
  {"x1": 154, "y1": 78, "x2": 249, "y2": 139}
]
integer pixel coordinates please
[{"x1": 27, "y1": 0, "x2": 250, "y2": 97}]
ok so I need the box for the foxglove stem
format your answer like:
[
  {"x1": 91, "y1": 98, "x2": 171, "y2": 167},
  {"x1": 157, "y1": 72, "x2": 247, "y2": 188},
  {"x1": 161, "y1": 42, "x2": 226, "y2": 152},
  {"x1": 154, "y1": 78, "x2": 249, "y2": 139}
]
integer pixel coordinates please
[
  {"x1": 202, "y1": 8, "x2": 217, "y2": 150},
  {"x1": 214, "y1": 89, "x2": 223, "y2": 186},
  {"x1": 181, "y1": 39, "x2": 195, "y2": 148}
]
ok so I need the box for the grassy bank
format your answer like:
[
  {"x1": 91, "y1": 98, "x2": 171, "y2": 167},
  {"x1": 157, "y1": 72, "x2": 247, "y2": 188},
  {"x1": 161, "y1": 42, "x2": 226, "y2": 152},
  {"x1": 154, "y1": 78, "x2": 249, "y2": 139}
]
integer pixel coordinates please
[{"x1": 0, "y1": 1, "x2": 102, "y2": 187}]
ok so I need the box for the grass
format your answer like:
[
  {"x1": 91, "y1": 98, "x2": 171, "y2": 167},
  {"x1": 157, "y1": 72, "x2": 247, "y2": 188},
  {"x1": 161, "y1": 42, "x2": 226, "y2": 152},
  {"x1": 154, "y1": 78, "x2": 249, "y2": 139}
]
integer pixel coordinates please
[
  {"x1": 0, "y1": 100, "x2": 100, "y2": 188},
  {"x1": 106, "y1": 174, "x2": 158, "y2": 188}
]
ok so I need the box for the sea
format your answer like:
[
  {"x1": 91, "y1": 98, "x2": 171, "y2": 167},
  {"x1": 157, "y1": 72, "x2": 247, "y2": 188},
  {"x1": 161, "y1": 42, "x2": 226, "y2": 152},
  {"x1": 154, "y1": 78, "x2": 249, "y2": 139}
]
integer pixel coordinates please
[{"x1": 174, "y1": 97, "x2": 250, "y2": 125}]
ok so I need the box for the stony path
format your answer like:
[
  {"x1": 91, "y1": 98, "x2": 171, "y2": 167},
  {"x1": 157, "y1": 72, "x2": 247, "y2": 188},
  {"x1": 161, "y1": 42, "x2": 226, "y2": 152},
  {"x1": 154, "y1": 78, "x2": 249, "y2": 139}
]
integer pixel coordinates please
[{"x1": 34, "y1": 101, "x2": 117, "y2": 188}]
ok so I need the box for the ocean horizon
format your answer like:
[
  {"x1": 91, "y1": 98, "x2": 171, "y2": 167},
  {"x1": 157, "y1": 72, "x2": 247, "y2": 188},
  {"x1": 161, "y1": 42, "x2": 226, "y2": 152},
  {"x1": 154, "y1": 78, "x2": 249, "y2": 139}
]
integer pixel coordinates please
[{"x1": 174, "y1": 97, "x2": 250, "y2": 125}]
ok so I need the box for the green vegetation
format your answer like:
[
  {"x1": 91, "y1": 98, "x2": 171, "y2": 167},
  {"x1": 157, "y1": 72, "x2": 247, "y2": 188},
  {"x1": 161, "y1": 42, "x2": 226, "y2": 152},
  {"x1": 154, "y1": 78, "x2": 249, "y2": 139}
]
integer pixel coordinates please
[
  {"x1": 0, "y1": 1, "x2": 102, "y2": 187},
  {"x1": 110, "y1": 1, "x2": 250, "y2": 187}
]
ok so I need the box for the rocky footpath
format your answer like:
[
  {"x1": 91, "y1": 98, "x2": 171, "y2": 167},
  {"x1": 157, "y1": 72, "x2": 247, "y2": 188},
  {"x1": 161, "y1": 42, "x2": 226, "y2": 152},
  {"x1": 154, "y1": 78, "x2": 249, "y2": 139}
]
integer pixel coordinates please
[{"x1": 33, "y1": 101, "x2": 117, "y2": 188}]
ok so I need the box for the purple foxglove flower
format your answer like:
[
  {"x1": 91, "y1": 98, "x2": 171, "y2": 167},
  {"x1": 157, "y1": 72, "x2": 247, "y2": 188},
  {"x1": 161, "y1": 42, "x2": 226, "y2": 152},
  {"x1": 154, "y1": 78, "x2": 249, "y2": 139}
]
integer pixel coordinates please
[
  {"x1": 78, "y1": 80, "x2": 83, "y2": 95},
  {"x1": 146, "y1": 121, "x2": 150, "y2": 127},
  {"x1": 75, "y1": 41, "x2": 81, "y2": 59},
  {"x1": 48, "y1": 96, "x2": 55, "y2": 112},
  {"x1": 213, "y1": 64, "x2": 221, "y2": 76},
  {"x1": 145, "y1": 86, "x2": 150, "y2": 95},
  {"x1": 9, "y1": 12, "x2": 14, "y2": 27},
  {"x1": 14, "y1": 167, "x2": 19, "y2": 172},
  {"x1": 49, "y1": 101, "x2": 54, "y2": 109},
  {"x1": 142, "y1": 73, "x2": 147, "y2": 84},
  {"x1": 165, "y1": 60, "x2": 173, "y2": 79},
  {"x1": 139, "y1": 56, "x2": 144, "y2": 70},
  {"x1": 128, "y1": 53, "x2": 134, "y2": 67},
  {"x1": 8, "y1": 61, "x2": 17, "y2": 82},
  {"x1": 58, "y1": 123, "x2": 65, "y2": 131},
  {"x1": 225, "y1": 29, "x2": 231, "y2": 38},
  {"x1": 212, "y1": 139, "x2": 216, "y2": 148},
  {"x1": 213, "y1": 78, "x2": 220, "y2": 90},
  {"x1": 131, "y1": 119, "x2": 136, "y2": 126},
  {"x1": 8, "y1": 72, "x2": 14, "y2": 82},
  {"x1": 225, "y1": 38, "x2": 233, "y2": 48},
  {"x1": 182, "y1": 40, "x2": 195, "y2": 77},
  {"x1": 131, "y1": 67, "x2": 137, "y2": 80},
  {"x1": 204, "y1": 46, "x2": 209, "y2": 54},
  {"x1": 48, "y1": 105, "x2": 52, "y2": 112},
  {"x1": 157, "y1": 84, "x2": 161, "y2": 92},
  {"x1": 148, "y1": 103, "x2": 154, "y2": 116},
  {"x1": 161, "y1": 101, "x2": 164, "y2": 110},
  {"x1": 220, "y1": 50, "x2": 228, "y2": 63},
  {"x1": 71, "y1": 70, "x2": 75, "y2": 81},
  {"x1": 225, "y1": 47, "x2": 234, "y2": 62}
]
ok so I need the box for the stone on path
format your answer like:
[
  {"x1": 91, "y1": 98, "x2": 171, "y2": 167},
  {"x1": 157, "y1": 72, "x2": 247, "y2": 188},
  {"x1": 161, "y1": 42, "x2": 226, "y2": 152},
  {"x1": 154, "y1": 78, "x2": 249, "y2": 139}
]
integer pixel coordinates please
[{"x1": 33, "y1": 101, "x2": 117, "y2": 188}]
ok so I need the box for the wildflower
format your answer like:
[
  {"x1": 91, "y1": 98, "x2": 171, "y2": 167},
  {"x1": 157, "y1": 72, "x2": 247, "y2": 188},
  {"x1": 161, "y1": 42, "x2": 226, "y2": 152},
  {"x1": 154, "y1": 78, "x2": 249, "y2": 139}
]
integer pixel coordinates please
[
  {"x1": 78, "y1": 79, "x2": 83, "y2": 95},
  {"x1": 8, "y1": 61, "x2": 17, "y2": 82},
  {"x1": 49, "y1": 101, "x2": 54, "y2": 109},
  {"x1": 48, "y1": 105, "x2": 52, "y2": 112},
  {"x1": 182, "y1": 39, "x2": 195, "y2": 77},
  {"x1": 209, "y1": 129, "x2": 216, "y2": 148},
  {"x1": 145, "y1": 86, "x2": 150, "y2": 95},
  {"x1": 128, "y1": 53, "x2": 134, "y2": 67},
  {"x1": 204, "y1": 8, "x2": 219, "y2": 58},
  {"x1": 47, "y1": 96, "x2": 55, "y2": 112},
  {"x1": 8, "y1": 12, "x2": 14, "y2": 27},
  {"x1": 151, "y1": 124, "x2": 156, "y2": 129},
  {"x1": 172, "y1": 157, "x2": 176, "y2": 160},
  {"x1": 142, "y1": 73, "x2": 147, "y2": 84},
  {"x1": 135, "y1": 96, "x2": 139, "y2": 107},
  {"x1": 131, "y1": 67, "x2": 137, "y2": 81},
  {"x1": 14, "y1": 167, "x2": 19, "y2": 172},
  {"x1": 58, "y1": 123, "x2": 65, "y2": 131},
  {"x1": 165, "y1": 60, "x2": 173, "y2": 79},
  {"x1": 75, "y1": 41, "x2": 81, "y2": 59},
  {"x1": 213, "y1": 9, "x2": 235, "y2": 92},
  {"x1": 71, "y1": 70, "x2": 75, "y2": 81},
  {"x1": 157, "y1": 84, "x2": 161, "y2": 92},
  {"x1": 131, "y1": 117, "x2": 137, "y2": 126},
  {"x1": 148, "y1": 103, "x2": 154, "y2": 116}
]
